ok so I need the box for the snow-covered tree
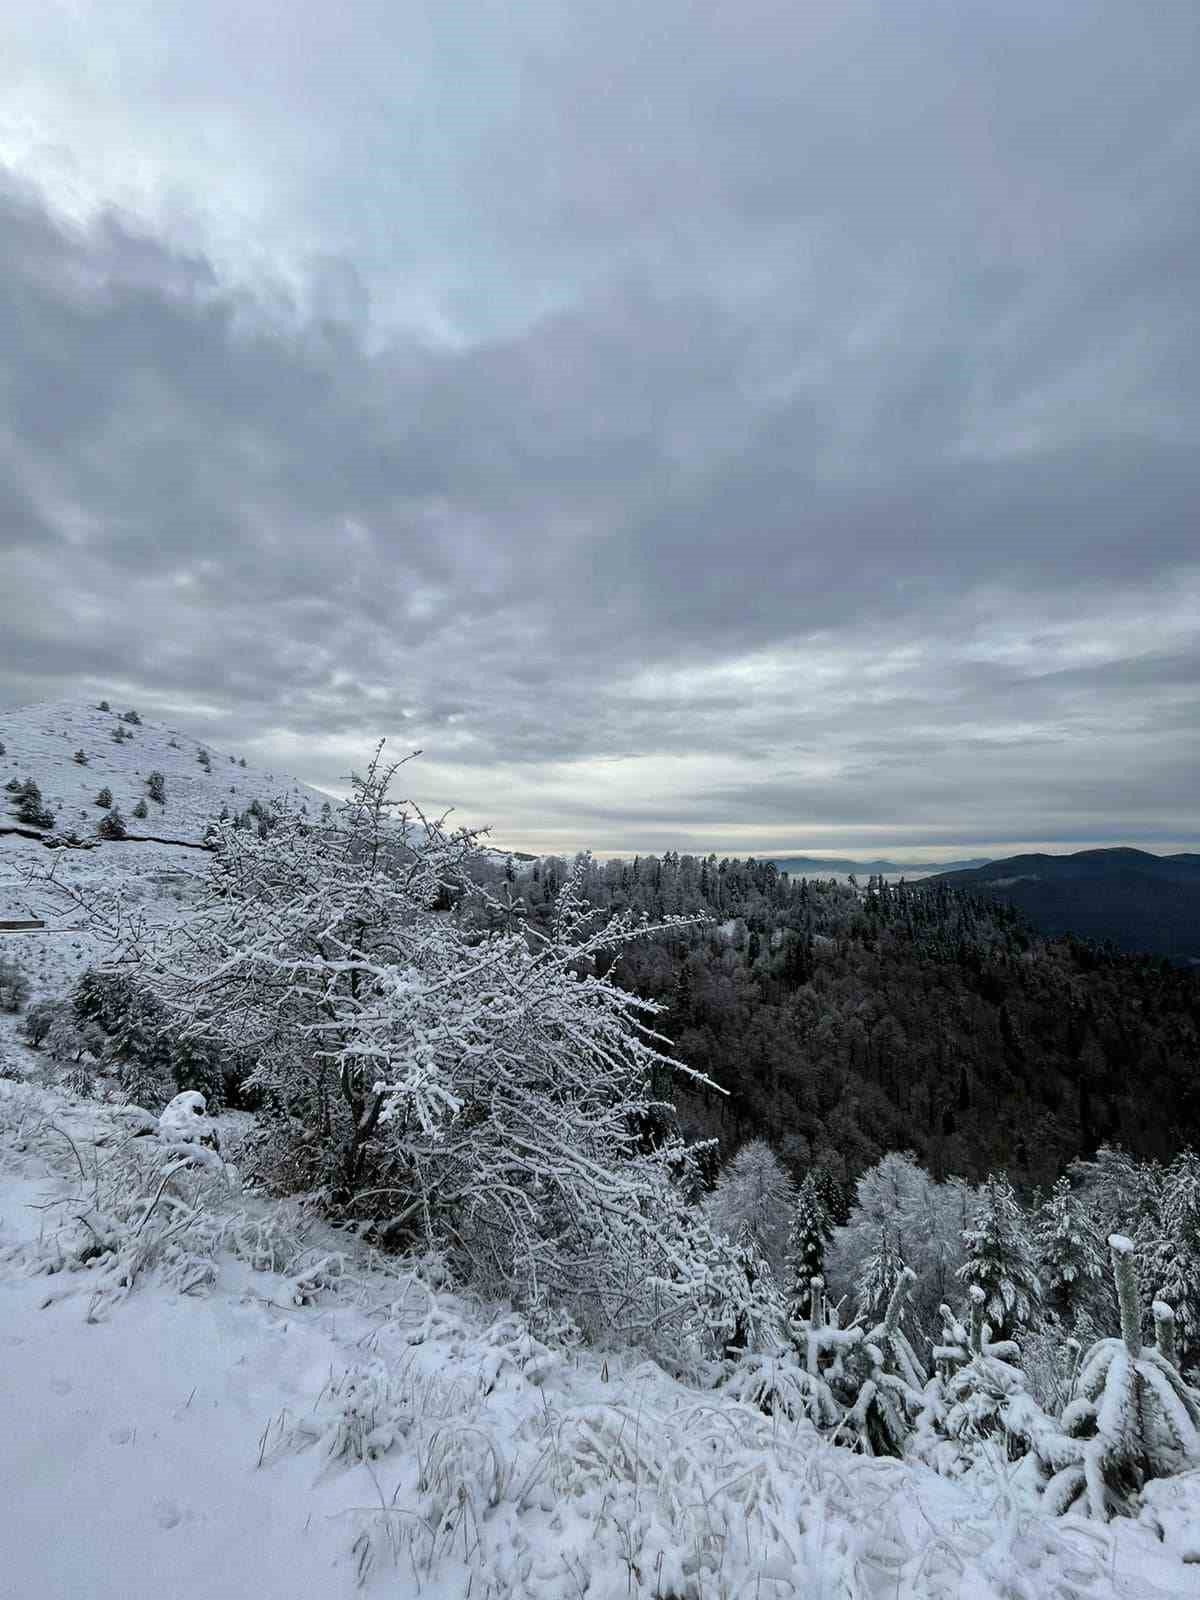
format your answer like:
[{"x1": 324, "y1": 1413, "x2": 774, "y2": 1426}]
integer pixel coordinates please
[
  {"x1": 97, "y1": 807, "x2": 127, "y2": 841},
  {"x1": 784, "y1": 1172, "x2": 833, "y2": 1317},
  {"x1": 1070, "y1": 1145, "x2": 1163, "y2": 1239},
  {"x1": 1034, "y1": 1175, "x2": 1107, "y2": 1327},
  {"x1": 956, "y1": 1172, "x2": 1041, "y2": 1340},
  {"x1": 68, "y1": 746, "x2": 731, "y2": 1346},
  {"x1": 1026, "y1": 1236, "x2": 1200, "y2": 1519},
  {"x1": 1144, "y1": 1152, "x2": 1200, "y2": 1369},
  {"x1": 706, "y1": 1139, "x2": 795, "y2": 1281},
  {"x1": 825, "y1": 1152, "x2": 971, "y2": 1340},
  {"x1": 855, "y1": 1222, "x2": 907, "y2": 1325}
]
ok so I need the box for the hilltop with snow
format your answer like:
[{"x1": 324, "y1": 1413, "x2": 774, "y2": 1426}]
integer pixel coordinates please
[
  {"x1": 0, "y1": 698, "x2": 335, "y2": 1004},
  {"x1": 1, "y1": 698, "x2": 334, "y2": 847}
]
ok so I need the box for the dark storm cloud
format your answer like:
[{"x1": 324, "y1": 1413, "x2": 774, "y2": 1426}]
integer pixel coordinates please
[{"x1": 1, "y1": 0, "x2": 1199, "y2": 852}]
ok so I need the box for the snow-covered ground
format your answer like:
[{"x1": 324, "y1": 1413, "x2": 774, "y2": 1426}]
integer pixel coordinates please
[{"x1": 2, "y1": 1072, "x2": 1197, "y2": 1600}]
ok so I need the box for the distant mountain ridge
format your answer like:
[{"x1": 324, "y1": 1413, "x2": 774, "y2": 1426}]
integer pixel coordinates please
[
  {"x1": 765, "y1": 854, "x2": 993, "y2": 877},
  {"x1": 927, "y1": 847, "x2": 1200, "y2": 962}
]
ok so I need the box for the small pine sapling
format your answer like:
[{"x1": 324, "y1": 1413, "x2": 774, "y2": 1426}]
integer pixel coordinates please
[
  {"x1": 73, "y1": 749, "x2": 89, "y2": 765},
  {"x1": 95, "y1": 787, "x2": 113, "y2": 808},
  {"x1": 97, "y1": 807, "x2": 128, "y2": 841},
  {"x1": 833, "y1": 1268, "x2": 927, "y2": 1457},
  {"x1": 132, "y1": 798, "x2": 149, "y2": 820},
  {"x1": 1027, "y1": 1235, "x2": 1200, "y2": 1519}
]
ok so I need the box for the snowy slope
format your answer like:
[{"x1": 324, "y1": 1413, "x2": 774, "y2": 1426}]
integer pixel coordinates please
[
  {"x1": 1, "y1": 698, "x2": 334, "y2": 846},
  {"x1": 3, "y1": 1077, "x2": 1197, "y2": 1600},
  {"x1": 0, "y1": 700, "x2": 337, "y2": 1005}
]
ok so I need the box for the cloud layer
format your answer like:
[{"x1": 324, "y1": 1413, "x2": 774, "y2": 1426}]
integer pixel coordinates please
[{"x1": 2, "y1": 2, "x2": 1198, "y2": 855}]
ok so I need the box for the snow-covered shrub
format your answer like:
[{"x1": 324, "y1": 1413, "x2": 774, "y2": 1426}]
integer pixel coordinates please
[
  {"x1": 96, "y1": 806, "x2": 127, "y2": 840},
  {"x1": 19, "y1": 999, "x2": 58, "y2": 1048},
  {"x1": 158, "y1": 1089, "x2": 220, "y2": 1149},
  {"x1": 0, "y1": 956, "x2": 31, "y2": 1013},
  {"x1": 61, "y1": 747, "x2": 728, "y2": 1350}
]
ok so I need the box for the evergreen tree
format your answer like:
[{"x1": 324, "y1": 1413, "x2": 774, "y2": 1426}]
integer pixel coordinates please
[
  {"x1": 855, "y1": 1221, "x2": 907, "y2": 1324},
  {"x1": 97, "y1": 807, "x2": 127, "y2": 841},
  {"x1": 956, "y1": 1172, "x2": 1042, "y2": 1339},
  {"x1": 14, "y1": 780, "x2": 55, "y2": 828},
  {"x1": 784, "y1": 1171, "x2": 833, "y2": 1317},
  {"x1": 73, "y1": 749, "x2": 88, "y2": 765},
  {"x1": 132, "y1": 798, "x2": 149, "y2": 820},
  {"x1": 1144, "y1": 1152, "x2": 1200, "y2": 1369},
  {"x1": 95, "y1": 787, "x2": 113, "y2": 808},
  {"x1": 146, "y1": 770, "x2": 166, "y2": 804},
  {"x1": 1033, "y1": 1175, "x2": 1107, "y2": 1326}
]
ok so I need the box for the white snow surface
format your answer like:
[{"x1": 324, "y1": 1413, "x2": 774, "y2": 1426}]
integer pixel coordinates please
[{"x1": 2, "y1": 1079, "x2": 1199, "y2": 1600}]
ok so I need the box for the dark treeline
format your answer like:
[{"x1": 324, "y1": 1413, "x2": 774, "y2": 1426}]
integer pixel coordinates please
[{"x1": 474, "y1": 851, "x2": 1200, "y2": 1206}]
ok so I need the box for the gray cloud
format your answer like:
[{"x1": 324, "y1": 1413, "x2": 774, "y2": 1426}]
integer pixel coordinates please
[{"x1": 1, "y1": 0, "x2": 1199, "y2": 855}]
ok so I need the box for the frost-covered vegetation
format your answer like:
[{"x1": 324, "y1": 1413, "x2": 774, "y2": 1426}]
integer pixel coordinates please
[{"x1": 3, "y1": 735, "x2": 1199, "y2": 1595}]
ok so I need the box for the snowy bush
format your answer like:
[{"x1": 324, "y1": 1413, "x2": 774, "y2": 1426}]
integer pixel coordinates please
[
  {"x1": 63, "y1": 747, "x2": 736, "y2": 1349},
  {"x1": 0, "y1": 956, "x2": 31, "y2": 1013}
]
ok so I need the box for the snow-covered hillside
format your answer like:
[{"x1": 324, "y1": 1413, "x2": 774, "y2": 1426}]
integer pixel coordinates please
[
  {"x1": 2, "y1": 1075, "x2": 1197, "y2": 1600},
  {"x1": 0, "y1": 699, "x2": 336, "y2": 1005},
  {"x1": 1, "y1": 698, "x2": 333, "y2": 846}
]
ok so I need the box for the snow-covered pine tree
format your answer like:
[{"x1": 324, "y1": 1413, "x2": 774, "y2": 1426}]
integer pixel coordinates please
[
  {"x1": 855, "y1": 1222, "x2": 907, "y2": 1325},
  {"x1": 956, "y1": 1171, "x2": 1042, "y2": 1340},
  {"x1": 706, "y1": 1139, "x2": 795, "y2": 1281},
  {"x1": 1034, "y1": 1174, "x2": 1107, "y2": 1327},
  {"x1": 97, "y1": 807, "x2": 127, "y2": 841},
  {"x1": 783, "y1": 1170, "x2": 833, "y2": 1318},
  {"x1": 1143, "y1": 1151, "x2": 1200, "y2": 1370},
  {"x1": 1027, "y1": 1235, "x2": 1200, "y2": 1519}
]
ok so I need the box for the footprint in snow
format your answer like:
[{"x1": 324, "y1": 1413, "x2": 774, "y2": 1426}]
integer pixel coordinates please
[{"x1": 153, "y1": 1499, "x2": 183, "y2": 1530}]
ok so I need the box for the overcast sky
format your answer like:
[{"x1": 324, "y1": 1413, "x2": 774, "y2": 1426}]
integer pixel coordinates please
[{"x1": 2, "y1": 1, "x2": 1198, "y2": 859}]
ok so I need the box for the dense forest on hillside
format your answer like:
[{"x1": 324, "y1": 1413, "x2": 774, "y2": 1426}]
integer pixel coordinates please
[{"x1": 475, "y1": 852, "x2": 1200, "y2": 1203}]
